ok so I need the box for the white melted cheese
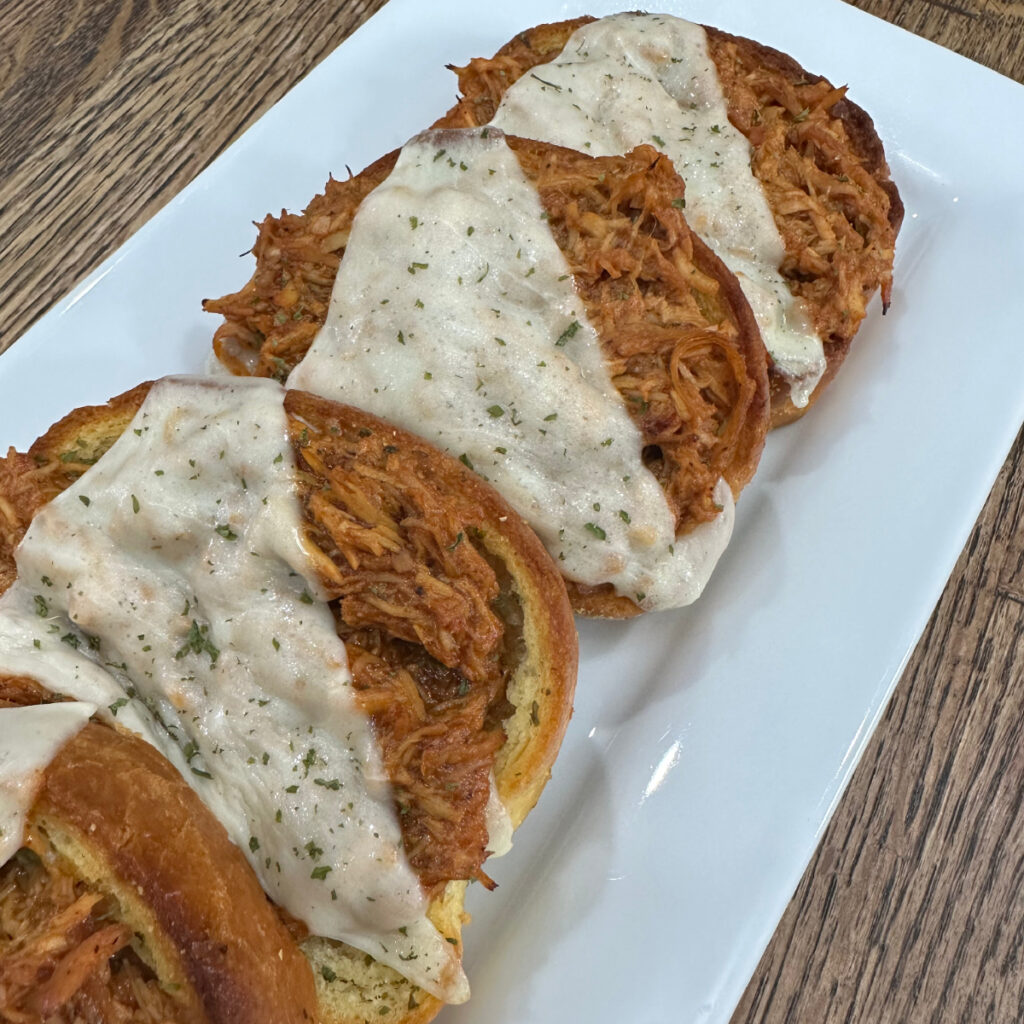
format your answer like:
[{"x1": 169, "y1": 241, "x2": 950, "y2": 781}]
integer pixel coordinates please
[
  {"x1": 0, "y1": 377, "x2": 466, "y2": 1002},
  {"x1": 290, "y1": 129, "x2": 733, "y2": 610},
  {"x1": 491, "y1": 12, "x2": 825, "y2": 406},
  {"x1": 484, "y1": 775, "x2": 512, "y2": 857},
  {"x1": 0, "y1": 702, "x2": 96, "y2": 865}
]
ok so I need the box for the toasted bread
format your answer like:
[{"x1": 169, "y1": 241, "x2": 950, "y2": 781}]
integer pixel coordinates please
[
  {"x1": 0, "y1": 379, "x2": 578, "y2": 1023},
  {"x1": 204, "y1": 131, "x2": 769, "y2": 617},
  {"x1": 0, "y1": 676, "x2": 318, "y2": 1024},
  {"x1": 441, "y1": 13, "x2": 903, "y2": 427}
]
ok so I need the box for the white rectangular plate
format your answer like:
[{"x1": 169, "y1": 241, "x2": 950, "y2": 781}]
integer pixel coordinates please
[{"x1": 3, "y1": 2, "x2": 1023, "y2": 1022}]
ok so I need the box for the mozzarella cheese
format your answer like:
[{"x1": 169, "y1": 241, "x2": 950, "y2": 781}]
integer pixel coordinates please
[
  {"x1": 491, "y1": 12, "x2": 825, "y2": 406},
  {"x1": 0, "y1": 377, "x2": 467, "y2": 1001},
  {"x1": 290, "y1": 129, "x2": 733, "y2": 611},
  {"x1": 0, "y1": 702, "x2": 96, "y2": 865}
]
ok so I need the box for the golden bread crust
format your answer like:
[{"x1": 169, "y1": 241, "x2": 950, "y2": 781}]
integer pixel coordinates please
[
  {"x1": 0, "y1": 676, "x2": 318, "y2": 1024},
  {"x1": 38, "y1": 722, "x2": 320, "y2": 1024}
]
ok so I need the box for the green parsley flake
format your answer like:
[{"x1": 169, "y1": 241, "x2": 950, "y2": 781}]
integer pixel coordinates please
[
  {"x1": 555, "y1": 320, "x2": 582, "y2": 346},
  {"x1": 175, "y1": 620, "x2": 220, "y2": 664}
]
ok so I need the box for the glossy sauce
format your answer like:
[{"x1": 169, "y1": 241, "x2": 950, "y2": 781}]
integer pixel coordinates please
[
  {"x1": 491, "y1": 12, "x2": 825, "y2": 406},
  {"x1": 0, "y1": 377, "x2": 466, "y2": 1001},
  {"x1": 290, "y1": 129, "x2": 733, "y2": 610}
]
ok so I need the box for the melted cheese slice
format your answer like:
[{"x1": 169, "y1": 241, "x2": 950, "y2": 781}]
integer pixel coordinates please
[
  {"x1": 290, "y1": 129, "x2": 733, "y2": 611},
  {"x1": 0, "y1": 377, "x2": 466, "y2": 1002},
  {"x1": 490, "y1": 12, "x2": 825, "y2": 406},
  {"x1": 0, "y1": 702, "x2": 96, "y2": 865}
]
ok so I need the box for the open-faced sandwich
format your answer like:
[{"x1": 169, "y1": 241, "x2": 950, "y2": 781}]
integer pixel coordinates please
[
  {"x1": 440, "y1": 12, "x2": 904, "y2": 425},
  {"x1": 0, "y1": 376, "x2": 578, "y2": 1023},
  {"x1": 205, "y1": 130, "x2": 769, "y2": 616}
]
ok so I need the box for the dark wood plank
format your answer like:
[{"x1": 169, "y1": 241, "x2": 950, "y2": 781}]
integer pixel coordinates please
[
  {"x1": 732, "y1": 3, "x2": 1024, "y2": 1021},
  {"x1": 732, "y1": 427, "x2": 1024, "y2": 1024},
  {"x1": 845, "y1": 0, "x2": 1024, "y2": 81},
  {"x1": 0, "y1": 0, "x2": 389, "y2": 354}
]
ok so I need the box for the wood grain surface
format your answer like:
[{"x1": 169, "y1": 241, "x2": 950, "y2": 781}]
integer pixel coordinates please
[
  {"x1": 0, "y1": 2, "x2": 1021, "y2": 1022},
  {"x1": 731, "y1": 10, "x2": 1024, "y2": 1023}
]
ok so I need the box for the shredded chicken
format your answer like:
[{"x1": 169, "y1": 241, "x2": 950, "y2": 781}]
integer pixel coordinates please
[
  {"x1": 704, "y1": 28, "x2": 901, "y2": 346},
  {"x1": 446, "y1": 16, "x2": 902, "y2": 412},
  {"x1": 205, "y1": 135, "x2": 764, "y2": 535},
  {"x1": 286, "y1": 397, "x2": 513, "y2": 889},
  {"x1": 0, "y1": 682, "x2": 186, "y2": 1023},
  {"x1": 0, "y1": 388, "x2": 515, "y2": 1004},
  {"x1": 0, "y1": 848, "x2": 183, "y2": 1023},
  {"x1": 205, "y1": 158, "x2": 390, "y2": 381},
  {"x1": 508, "y1": 137, "x2": 758, "y2": 529}
]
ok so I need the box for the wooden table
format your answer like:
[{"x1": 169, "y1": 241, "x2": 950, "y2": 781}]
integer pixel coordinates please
[{"x1": 2, "y1": 2, "x2": 1021, "y2": 1021}]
